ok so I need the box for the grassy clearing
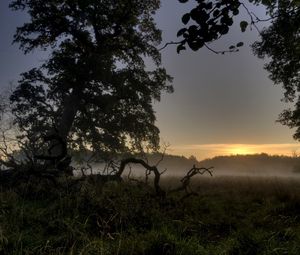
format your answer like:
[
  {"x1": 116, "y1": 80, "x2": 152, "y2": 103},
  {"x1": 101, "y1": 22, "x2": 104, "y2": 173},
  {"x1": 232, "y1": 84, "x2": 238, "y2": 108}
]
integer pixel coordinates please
[{"x1": 0, "y1": 175, "x2": 299, "y2": 254}]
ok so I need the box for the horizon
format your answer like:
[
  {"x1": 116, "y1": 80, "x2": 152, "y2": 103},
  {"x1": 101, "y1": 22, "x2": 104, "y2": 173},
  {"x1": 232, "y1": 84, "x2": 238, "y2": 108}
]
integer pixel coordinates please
[{"x1": 166, "y1": 143, "x2": 300, "y2": 161}]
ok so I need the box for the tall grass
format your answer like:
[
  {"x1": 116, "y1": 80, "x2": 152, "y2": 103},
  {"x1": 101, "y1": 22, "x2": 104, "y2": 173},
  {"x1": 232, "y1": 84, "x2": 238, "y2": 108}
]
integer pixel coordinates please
[{"x1": 0, "y1": 176, "x2": 299, "y2": 254}]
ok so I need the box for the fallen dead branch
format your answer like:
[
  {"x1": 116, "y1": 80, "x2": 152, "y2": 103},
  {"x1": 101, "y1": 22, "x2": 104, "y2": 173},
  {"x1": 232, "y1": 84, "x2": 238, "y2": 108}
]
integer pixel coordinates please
[
  {"x1": 117, "y1": 157, "x2": 165, "y2": 196},
  {"x1": 169, "y1": 165, "x2": 213, "y2": 195}
]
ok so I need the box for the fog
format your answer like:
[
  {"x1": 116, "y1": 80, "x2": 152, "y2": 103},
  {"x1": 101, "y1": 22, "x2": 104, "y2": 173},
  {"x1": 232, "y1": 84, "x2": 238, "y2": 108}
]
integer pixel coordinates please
[{"x1": 73, "y1": 154, "x2": 300, "y2": 179}]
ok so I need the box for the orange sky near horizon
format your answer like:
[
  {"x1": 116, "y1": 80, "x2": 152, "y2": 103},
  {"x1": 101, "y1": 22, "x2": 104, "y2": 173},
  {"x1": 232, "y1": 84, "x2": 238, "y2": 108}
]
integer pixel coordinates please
[{"x1": 167, "y1": 143, "x2": 300, "y2": 160}]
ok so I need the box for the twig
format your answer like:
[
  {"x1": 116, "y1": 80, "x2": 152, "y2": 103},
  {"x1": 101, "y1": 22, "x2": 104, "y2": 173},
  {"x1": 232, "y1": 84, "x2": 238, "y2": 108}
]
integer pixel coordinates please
[
  {"x1": 155, "y1": 142, "x2": 170, "y2": 167},
  {"x1": 158, "y1": 41, "x2": 182, "y2": 51},
  {"x1": 241, "y1": 3, "x2": 262, "y2": 35},
  {"x1": 204, "y1": 43, "x2": 239, "y2": 55}
]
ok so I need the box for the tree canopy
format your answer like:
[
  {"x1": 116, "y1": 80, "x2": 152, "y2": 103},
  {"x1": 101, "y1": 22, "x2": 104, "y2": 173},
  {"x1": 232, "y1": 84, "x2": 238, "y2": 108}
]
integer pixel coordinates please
[
  {"x1": 252, "y1": 1, "x2": 300, "y2": 140},
  {"x1": 9, "y1": 0, "x2": 173, "y2": 159}
]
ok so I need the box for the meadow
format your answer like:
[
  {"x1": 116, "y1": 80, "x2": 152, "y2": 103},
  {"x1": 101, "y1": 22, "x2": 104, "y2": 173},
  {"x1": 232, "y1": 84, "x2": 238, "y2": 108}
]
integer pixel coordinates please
[{"x1": 0, "y1": 175, "x2": 299, "y2": 254}]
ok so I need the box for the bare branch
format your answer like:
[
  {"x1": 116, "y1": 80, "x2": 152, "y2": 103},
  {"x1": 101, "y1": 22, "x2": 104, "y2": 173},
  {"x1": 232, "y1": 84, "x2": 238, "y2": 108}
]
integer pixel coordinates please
[
  {"x1": 117, "y1": 157, "x2": 165, "y2": 196},
  {"x1": 158, "y1": 41, "x2": 182, "y2": 51},
  {"x1": 241, "y1": 3, "x2": 262, "y2": 35},
  {"x1": 169, "y1": 165, "x2": 213, "y2": 194},
  {"x1": 155, "y1": 142, "x2": 170, "y2": 167},
  {"x1": 204, "y1": 43, "x2": 239, "y2": 55}
]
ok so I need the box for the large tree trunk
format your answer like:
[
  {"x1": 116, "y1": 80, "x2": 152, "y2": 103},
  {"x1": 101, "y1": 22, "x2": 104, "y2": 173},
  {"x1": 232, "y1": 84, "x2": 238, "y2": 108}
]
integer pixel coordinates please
[
  {"x1": 45, "y1": 88, "x2": 81, "y2": 169},
  {"x1": 56, "y1": 88, "x2": 81, "y2": 142}
]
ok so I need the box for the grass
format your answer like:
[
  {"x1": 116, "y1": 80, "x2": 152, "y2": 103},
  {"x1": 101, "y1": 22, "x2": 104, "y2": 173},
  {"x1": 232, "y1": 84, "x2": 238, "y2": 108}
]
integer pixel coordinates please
[{"x1": 0, "y1": 175, "x2": 300, "y2": 254}]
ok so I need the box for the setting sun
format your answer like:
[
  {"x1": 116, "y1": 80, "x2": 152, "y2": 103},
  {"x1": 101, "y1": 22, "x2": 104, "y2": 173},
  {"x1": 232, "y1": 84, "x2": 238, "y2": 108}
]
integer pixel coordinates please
[{"x1": 228, "y1": 146, "x2": 253, "y2": 155}]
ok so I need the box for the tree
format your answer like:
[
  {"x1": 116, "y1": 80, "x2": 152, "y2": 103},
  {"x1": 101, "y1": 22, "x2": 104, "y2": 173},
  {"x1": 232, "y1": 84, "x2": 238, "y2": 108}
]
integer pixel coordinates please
[
  {"x1": 9, "y1": 0, "x2": 173, "y2": 161},
  {"x1": 1, "y1": 0, "x2": 222, "y2": 192},
  {"x1": 177, "y1": 0, "x2": 300, "y2": 140},
  {"x1": 252, "y1": 1, "x2": 300, "y2": 140}
]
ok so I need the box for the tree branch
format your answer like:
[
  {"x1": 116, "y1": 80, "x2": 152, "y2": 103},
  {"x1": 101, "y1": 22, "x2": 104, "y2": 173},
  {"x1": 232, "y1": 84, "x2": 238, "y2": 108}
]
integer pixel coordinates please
[
  {"x1": 158, "y1": 41, "x2": 182, "y2": 51},
  {"x1": 204, "y1": 43, "x2": 239, "y2": 55},
  {"x1": 241, "y1": 3, "x2": 262, "y2": 35},
  {"x1": 117, "y1": 157, "x2": 165, "y2": 196},
  {"x1": 169, "y1": 165, "x2": 213, "y2": 194}
]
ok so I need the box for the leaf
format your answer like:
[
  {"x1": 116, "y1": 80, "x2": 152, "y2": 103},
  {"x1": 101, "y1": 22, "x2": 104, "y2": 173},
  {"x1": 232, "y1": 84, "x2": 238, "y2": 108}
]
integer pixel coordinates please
[
  {"x1": 261, "y1": 0, "x2": 272, "y2": 6},
  {"x1": 187, "y1": 39, "x2": 204, "y2": 51},
  {"x1": 229, "y1": 45, "x2": 235, "y2": 49},
  {"x1": 240, "y1": 21, "x2": 248, "y2": 32},
  {"x1": 226, "y1": 17, "x2": 233, "y2": 26},
  {"x1": 177, "y1": 28, "x2": 187, "y2": 37},
  {"x1": 206, "y1": 2, "x2": 213, "y2": 10},
  {"x1": 177, "y1": 44, "x2": 186, "y2": 54},
  {"x1": 213, "y1": 10, "x2": 220, "y2": 17},
  {"x1": 232, "y1": 9, "x2": 239, "y2": 16},
  {"x1": 182, "y1": 13, "x2": 190, "y2": 25},
  {"x1": 220, "y1": 26, "x2": 229, "y2": 35},
  {"x1": 294, "y1": 0, "x2": 300, "y2": 6},
  {"x1": 236, "y1": 42, "x2": 244, "y2": 47}
]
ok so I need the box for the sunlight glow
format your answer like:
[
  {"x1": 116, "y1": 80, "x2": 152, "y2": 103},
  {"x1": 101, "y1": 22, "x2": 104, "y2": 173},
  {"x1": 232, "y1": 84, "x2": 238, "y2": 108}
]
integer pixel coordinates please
[
  {"x1": 169, "y1": 143, "x2": 300, "y2": 160},
  {"x1": 228, "y1": 146, "x2": 254, "y2": 155}
]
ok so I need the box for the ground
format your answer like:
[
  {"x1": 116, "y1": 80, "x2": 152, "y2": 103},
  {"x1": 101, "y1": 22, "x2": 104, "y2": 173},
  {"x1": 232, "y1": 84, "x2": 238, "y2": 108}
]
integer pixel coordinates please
[{"x1": 0, "y1": 175, "x2": 299, "y2": 254}]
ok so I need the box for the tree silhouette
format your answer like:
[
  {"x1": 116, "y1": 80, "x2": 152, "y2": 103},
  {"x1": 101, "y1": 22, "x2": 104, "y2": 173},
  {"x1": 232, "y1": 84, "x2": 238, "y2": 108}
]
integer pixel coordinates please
[
  {"x1": 9, "y1": 0, "x2": 173, "y2": 161},
  {"x1": 252, "y1": 1, "x2": 300, "y2": 140}
]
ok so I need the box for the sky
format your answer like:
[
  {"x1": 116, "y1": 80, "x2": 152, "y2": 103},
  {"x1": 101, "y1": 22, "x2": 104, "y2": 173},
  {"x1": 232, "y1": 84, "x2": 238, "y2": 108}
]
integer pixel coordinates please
[{"x1": 0, "y1": 0, "x2": 299, "y2": 160}]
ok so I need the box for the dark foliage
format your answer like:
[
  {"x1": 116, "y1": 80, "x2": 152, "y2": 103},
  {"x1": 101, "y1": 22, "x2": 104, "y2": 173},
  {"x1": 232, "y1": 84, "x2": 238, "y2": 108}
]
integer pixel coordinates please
[
  {"x1": 252, "y1": 1, "x2": 300, "y2": 140},
  {"x1": 177, "y1": 0, "x2": 241, "y2": 53},
  {"x1": 9, "y1": 0, "x2": 173, "y2": 159}
]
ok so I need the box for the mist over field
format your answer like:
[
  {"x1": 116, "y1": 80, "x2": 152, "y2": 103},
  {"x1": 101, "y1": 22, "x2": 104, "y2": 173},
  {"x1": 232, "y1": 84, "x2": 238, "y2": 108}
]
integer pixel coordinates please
[
  {"x1": 74, "y1": 153, "x2": 300, "y2": 178},
  {"x1": 200, "y1": 154, "x2": 300, "y2": 178}
]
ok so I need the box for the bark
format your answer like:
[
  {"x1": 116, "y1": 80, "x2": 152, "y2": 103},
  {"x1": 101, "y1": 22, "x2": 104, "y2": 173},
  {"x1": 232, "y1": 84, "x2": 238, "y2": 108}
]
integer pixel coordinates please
[
  {"x1": 56, "y1": 88, "x2": 82, "y2": 142},
  {"x1": 36, "y1": 88, "x2": 81, "y2": 172}
]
